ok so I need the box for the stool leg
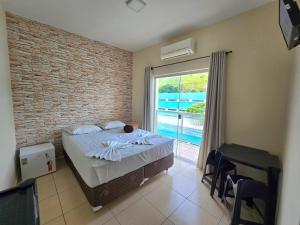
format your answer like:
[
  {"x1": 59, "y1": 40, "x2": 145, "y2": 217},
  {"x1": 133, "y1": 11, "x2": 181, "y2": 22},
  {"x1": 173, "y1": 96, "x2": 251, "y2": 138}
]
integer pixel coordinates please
[
  {"x1": 222, "y1": 178, "x2": 229, "y2": 205},
  {"x1": 230, "y1": 193, "x2": 242, "y2": 225},
  {"x1": 230, "y1": 180, "x2": 244, "y2": 225},
  {"x1": 201, "y1": 162, "x2": 208, "y2": 183},
  {"x1": 218, "y1": 170, "x2": 226, "y2": 198}
]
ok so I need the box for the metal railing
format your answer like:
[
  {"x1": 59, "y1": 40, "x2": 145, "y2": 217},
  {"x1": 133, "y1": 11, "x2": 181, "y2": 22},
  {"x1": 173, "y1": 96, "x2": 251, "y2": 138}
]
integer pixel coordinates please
[{"x1": 154, "y1": 109, "x2": 204, "y2": 146}]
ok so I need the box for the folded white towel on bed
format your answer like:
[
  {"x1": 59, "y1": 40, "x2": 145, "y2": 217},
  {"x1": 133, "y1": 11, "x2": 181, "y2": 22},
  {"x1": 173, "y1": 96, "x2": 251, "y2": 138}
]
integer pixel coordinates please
[
  {"x1": 120, "y1": 129, "x2": 160, "y2": 145},
  {"x1": 129, "y1": 136, "x2": 153, "y2": 145},
  {"x1": 85, "y1": 130, "x2": 163, "y2": 161},
  {"x1": 85, "y1": 141, "x2": 132, "y2": 161}
]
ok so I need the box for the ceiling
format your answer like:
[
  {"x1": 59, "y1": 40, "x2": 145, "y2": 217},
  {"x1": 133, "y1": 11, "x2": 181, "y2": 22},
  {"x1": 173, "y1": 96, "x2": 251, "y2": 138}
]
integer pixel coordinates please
[{"x1": 3, "y1": 0, "x2": 273, "y2": 52}]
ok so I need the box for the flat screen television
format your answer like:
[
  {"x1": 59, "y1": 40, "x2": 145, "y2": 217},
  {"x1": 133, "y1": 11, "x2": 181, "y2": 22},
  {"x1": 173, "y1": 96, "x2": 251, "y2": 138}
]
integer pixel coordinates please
[{"x1": 279, "y1": 0, "x2": 300, "y2": 49}]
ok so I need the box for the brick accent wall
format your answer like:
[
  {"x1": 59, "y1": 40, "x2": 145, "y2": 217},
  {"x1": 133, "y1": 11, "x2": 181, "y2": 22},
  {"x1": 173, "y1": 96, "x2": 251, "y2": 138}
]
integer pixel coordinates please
[{"x1": 6, "y1": 12, "x2": 133, "y2": 155}]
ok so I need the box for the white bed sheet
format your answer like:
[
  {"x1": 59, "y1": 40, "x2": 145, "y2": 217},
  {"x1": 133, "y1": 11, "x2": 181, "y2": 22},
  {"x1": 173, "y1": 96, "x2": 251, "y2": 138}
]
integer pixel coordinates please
[{"x1": 62, "y1": 128, "x2": 174, "y2": 188}]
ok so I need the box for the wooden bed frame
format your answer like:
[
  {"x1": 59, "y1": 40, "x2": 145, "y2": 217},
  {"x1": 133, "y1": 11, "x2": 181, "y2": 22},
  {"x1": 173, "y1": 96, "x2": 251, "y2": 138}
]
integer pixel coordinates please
[{"x1": 64, "y1": 151, "x2": 174, "y2": 211}]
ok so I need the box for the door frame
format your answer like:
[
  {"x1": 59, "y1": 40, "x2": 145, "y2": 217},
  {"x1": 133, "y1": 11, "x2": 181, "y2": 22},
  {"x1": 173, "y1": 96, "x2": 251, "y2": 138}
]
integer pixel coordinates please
[
  {"x1": 152, "y1": 69, "x2": 209, "y2": 158},
  {"x1": 152, "y1": 68, "x2": 208, "y2": 133}
]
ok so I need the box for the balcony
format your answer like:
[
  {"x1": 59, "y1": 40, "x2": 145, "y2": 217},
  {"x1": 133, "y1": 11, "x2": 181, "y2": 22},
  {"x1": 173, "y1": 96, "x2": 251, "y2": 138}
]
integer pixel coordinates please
[{"x1": 155, "y1": 110, "x2": 204, "y2": 163}]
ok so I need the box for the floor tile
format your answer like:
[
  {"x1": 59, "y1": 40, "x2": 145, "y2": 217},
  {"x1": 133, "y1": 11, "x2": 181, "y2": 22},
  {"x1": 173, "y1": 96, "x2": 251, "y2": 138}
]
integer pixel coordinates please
[
  {"x1": 108, "y1": 191, "x2": 142, "y2": 216},
  {"x1": 37, "y1": 174, "x2": 54, "y2": 185},
  {"x1": 169, "y1": 200, "x2": 220, "y2": 225},
  {"x1": 58, "y1": 186, "x2": 88, "y2": 213},
  {"x1": 161, "y1": 174, "x2": 198, "y2": 197},
  {"x1": 161, "y1": 219, "x2": 175, "y2": 225},
  {"x1": 176, "y1": 142, "x2": 199, "y2": 163},
  {"x1": 221, "y1": 198, "x2": 264, "y2": 224},
  {"x1": 180, "y1": 165, "x2": 203, "y2": 183},
  {"x1": 53, "y1": 166, "x2": 73, "y2": 180},
  {"x1": 37, "y1": 176, "x2": 57, "y2": 201},
  {"x1": 137, "y1": 174, "x2": 165, "y2": 196},
  {"x1": 173, "y1": 158, "x2": 191, "y2": 171},
  {"x1": 144, "y1": 185, "x2": 185, "y2": 217},
  {"x1": 103, "y1": 217, "x2": 121, "y2": 225},
  {"x1": 166, "y1": 164, "x2": 185, "y2": 177},
  {"x1": 54, "y1": 169, "x2": 79, "y2": 193},
  {"x1": 39, "y1": 195, "x2": 63, "y2": 224},
  {"x1": 240, "y1": 203, "x2": 264, "y2": 224},
  {"x1": 44, "y1": 216, "x2": 66, "y2": 225},
  {"x1": 56, "y1": 158, "x2": 68, "y2": 170},
  {"x1": 37, "y1": 157, "x2": 238, "y2": 225},
  {"x1": 167, "y1": 156, "x2": 193, "y2": 177},
  {"x1": 64, "y1": 202, "x2": 113, "y2": 225},
  {"x1": 116, "y1": 198, "x2": 166, "y2": 225},
  {"x1": 218, "y1": 220, "x2": 229, "y2": 225},
  {"x1": 187, "y1": 184, "x2": 225, "y2": 220},
  {"x1": 218, "y1": 214, "x2": 230, "y2": 225}
]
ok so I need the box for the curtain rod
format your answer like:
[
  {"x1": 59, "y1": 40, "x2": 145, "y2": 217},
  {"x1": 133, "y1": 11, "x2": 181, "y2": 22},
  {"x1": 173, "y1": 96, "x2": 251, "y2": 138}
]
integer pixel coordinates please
[{"x1": 151, "y1": 51, "x2": 232, "y2": 70}]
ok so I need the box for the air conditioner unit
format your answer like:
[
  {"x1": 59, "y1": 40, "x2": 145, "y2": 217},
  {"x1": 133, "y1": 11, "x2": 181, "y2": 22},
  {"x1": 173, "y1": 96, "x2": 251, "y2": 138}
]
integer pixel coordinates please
[{"x1": 161, "y1": 38, "x2": 195, "y2": 61}]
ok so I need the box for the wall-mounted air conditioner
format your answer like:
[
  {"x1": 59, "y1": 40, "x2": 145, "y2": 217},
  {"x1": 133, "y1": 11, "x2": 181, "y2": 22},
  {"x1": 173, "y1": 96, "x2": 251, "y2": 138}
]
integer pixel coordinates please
[{"x1": 160, "y1": 38, "x2": 195, "y2": 61}]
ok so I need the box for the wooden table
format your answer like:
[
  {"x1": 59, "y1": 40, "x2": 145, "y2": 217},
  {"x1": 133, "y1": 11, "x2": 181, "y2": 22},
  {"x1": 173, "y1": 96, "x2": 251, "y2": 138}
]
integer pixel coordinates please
[{"x1": 211, "y1": 144, "x2": 281, "y2": 225}]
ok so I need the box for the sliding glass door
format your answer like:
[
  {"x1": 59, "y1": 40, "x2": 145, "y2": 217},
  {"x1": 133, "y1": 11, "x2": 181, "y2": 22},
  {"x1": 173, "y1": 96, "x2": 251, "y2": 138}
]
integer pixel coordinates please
[
  {"x1": 155, "y1": 76, "x2": 181, "y2": 143},
  {"x1": 154, "y1": 71, "x2": 208, "y2": 162}
]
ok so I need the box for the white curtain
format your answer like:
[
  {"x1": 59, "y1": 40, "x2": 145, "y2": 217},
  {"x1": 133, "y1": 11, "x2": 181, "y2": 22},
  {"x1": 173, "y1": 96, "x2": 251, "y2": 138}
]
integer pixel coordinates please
[
  {"x1": 143, "y1": 66, "x2": 153, "y2": 131},
  {"x1": 197, "y1": 51, "x2": 227, "y2": 169}
]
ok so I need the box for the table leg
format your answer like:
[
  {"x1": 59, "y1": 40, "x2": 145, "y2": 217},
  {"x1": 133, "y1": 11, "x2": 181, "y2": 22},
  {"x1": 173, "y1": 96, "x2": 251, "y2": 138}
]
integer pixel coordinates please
[{"x1": 266, "y1": 167, "x2": 280, "y2": 225}]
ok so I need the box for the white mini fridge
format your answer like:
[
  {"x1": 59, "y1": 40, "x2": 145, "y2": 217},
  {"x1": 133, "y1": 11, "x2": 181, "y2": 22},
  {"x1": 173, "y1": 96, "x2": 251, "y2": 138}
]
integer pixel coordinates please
[{"x1": 20, "y1": 143, "x2": 56, "y2": 180}]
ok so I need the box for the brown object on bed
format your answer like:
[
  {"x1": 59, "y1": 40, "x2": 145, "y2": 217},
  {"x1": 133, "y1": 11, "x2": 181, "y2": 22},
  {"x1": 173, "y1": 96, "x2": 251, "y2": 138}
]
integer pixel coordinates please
[
  {"x1": 126, "y1": 121, "x2": 139, "y2": 130},
  {"x1": 64, "y1": 151, "x2": 173, "y2": 208},
  {"x1": 124, "y1": 125, "x2": 134, "y2": 133}
]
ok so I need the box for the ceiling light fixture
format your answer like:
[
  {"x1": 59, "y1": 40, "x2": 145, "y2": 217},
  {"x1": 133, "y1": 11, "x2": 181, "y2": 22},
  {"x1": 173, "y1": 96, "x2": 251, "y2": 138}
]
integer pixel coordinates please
[{"x1": 126, "y1": 0, "x2": 146, "y2": 13}]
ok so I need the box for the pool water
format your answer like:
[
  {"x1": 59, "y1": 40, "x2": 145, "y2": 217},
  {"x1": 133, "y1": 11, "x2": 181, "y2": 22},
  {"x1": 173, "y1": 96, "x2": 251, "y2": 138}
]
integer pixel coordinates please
[
  {"x1": 156, "y1": 123, "x2": 202, "y2": 146},
  {"x1": 155, "y1": 92, "x2": 205, "y2": 146}
]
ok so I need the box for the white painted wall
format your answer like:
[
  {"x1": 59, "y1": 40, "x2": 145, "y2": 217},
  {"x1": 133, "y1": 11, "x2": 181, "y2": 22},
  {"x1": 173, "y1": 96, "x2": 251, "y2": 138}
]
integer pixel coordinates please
[
  {"x1": 277, "y1": 37, "x2": 300, "y2": 225},
  {"x1": 0, "y1": 1, "x2": 17, "y2": 190},
  {"x1": 133, "y1": 2, "x2": 300, "y2": 222},
  {"x1": 133, "y1": 2, "x2": 294, "y2": 155}
]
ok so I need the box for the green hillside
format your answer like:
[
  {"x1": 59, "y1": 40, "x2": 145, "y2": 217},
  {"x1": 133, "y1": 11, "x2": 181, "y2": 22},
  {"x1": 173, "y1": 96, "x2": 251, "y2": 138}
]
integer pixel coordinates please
[{"x1": 158, "y1": 73, "x2": 208, "y2": 93}]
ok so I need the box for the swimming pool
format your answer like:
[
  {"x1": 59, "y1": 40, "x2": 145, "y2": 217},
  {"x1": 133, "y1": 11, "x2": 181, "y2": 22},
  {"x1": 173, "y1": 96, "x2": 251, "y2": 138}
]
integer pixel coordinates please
[
  {"x1": 155, "y1": 92, "x2": 205, "y2": 146},
  {"x1": 155, "y1": 112, "x2": 203, "y2": 146},
  {"x1": 157, "y1": 123, "x2": 202, "y2": 146}
]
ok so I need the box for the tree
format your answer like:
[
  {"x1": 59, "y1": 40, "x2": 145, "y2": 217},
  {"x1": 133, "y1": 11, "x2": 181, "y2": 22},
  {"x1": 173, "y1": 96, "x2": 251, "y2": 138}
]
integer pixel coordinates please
[
  {"x1": 180, "y1": 74, "x2": 208, "y2": 92},
  {"x1": 158, "y1": 73, "x2": 208, "y2": 93},
  {"x1": 186, "y1": 103, "x2": 206, "y2": 114},
  {"x1": 159, "y1": 84, "x2": 179, "y2": 93}
]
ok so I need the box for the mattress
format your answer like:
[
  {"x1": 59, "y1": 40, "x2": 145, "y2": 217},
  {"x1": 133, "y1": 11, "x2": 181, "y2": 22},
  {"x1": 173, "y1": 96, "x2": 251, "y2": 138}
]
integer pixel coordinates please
[{"x1": 62, "y1": 128, "x2": 174, "y2": 188}]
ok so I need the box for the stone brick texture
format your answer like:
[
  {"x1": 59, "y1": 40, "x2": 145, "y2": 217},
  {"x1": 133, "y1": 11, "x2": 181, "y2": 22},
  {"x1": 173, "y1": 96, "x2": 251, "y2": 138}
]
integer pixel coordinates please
[{"x1": 6, "y1": 12, "x2": 133, "y2": 156}]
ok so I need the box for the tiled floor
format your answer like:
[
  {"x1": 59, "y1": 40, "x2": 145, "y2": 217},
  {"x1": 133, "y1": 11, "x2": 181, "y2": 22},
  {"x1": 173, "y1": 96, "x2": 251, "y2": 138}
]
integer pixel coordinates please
[
  {"x1": 38, "y1": 157, "x2": 261, "y2": 225},
  {"x1": 176, "y1": 142, "x2": 199, "y2": 163}
]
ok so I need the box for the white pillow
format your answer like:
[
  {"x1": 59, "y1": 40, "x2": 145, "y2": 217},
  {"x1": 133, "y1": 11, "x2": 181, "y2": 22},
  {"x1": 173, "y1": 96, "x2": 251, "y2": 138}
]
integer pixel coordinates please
[
  {"x1": 64, "y1": 125, "x2": 102, "y2": 135},
  {"x1": 100, "y1": 121, "x2": 125, "y2": 130}
]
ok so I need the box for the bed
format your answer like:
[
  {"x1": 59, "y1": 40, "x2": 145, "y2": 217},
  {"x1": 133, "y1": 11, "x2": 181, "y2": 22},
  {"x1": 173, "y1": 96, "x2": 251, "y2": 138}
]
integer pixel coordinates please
[{"x1": 62, "y1": 128, "x2": 174, "y2": 211}]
